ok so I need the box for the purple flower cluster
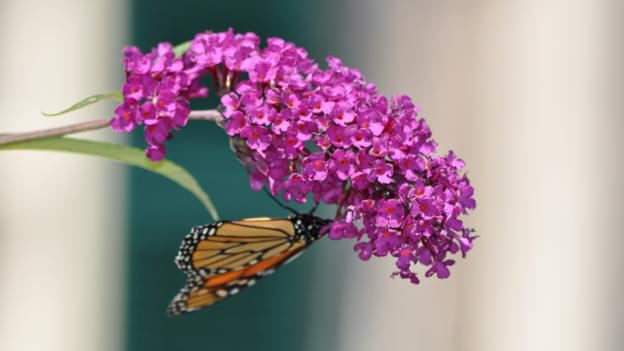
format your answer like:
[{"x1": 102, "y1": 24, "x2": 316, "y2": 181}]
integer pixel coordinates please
[
  {"x1": 111, "y1": 44, "x2": 209, "y2": 160},
  {"x1": 113, "y1": 29, "x2": 477, "y2": 283}
]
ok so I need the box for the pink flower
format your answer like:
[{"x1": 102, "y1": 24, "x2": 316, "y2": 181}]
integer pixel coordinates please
[
  {"x1": 249, "y1": 105, "x2": 273, "y2": 126},
  {"x1": 374, "y1": 228, "x2": 402, "y2": 256},
  {"x1": 144, "y1": 120, "x2": 170, "y2": 145},
  {"x1": 376, "y1": 199, "x2": 405, "y2": 228},
  {"x1": 368, "y1": 160, "x2": 394, "y2": 184},
  {"x1": 352, "y1": 129, "x2": 372, "y2": 149},
  {"x1": 327, "y1": 123, "x2": 353, "y2": 148},
  {"x1": 146, "y1": 144, "x2": 166, "y2": 161},
  {"x1": 283, "y1": 174, "x2": 309, "y2": 203},
  {"x1": 294, "y1": 121, "x2": 315, "y2": 142},
  {"x1": 396, "y1": 248, "x2": 413, "y2": 270},
  {"x1": 122, "y1": 76, "x2": 144, "y2": 102},
  {"x1": 221, "y1": 93, "x2": 240, "y2": 115},
  {"x1": 242, "y1": 125, "x2": 272, "y2": 151},
  {"x1": 328, "y1": 221, "x2": 359, "y2": 240},
  {"x1": 225, "y1": 111, "x2": 248, "y2": 136},
  {"x1": 270, "y1": 110, "x2": 291, "y2": 134},
  {"x1": 331, "y1": 103, "x2": 356, "y2": 126},
  {"x1": 244, "y1": 56, "x2": 277, "y2": 82},
  {"x1": 331, "y1": 150, "x2": 355, "y2": 180},
  {"x1": 111, "y1": 104, "x2": 138, "y2": 132},
  {"x1": 302, "y1": 154, "x2": 328, "y2": 181},
  {"x1": 354, "y1": 242, "x2": 373, "y2": 261}
]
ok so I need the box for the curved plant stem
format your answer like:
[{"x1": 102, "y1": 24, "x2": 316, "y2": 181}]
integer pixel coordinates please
[{"x1": 0, "y1": 109, "x2": 223, "y2": 146}]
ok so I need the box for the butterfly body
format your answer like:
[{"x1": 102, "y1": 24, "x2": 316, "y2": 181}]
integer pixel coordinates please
[{"x1": 168, "y1": 213, "x2": 330, "y2": 316}]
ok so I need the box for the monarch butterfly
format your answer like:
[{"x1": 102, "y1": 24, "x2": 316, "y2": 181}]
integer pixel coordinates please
[{"x1": 167, "y1": 199, "x2": 331, "y2": 316}]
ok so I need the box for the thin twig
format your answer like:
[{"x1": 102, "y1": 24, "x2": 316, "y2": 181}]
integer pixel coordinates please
[
  {"x1": 188, "y1": 109, "x2": 224, "y2": 123},
  {"x1": 0, "y1": 109, "x2": 223, "y2": 146},
  {"x1": 0, "y1": 118, "x2": 112, "y2": 146}
]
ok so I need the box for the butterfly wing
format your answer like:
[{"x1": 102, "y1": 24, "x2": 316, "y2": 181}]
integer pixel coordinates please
[
  {"x1": 168, "y1": 217, "x2": 309, "y2": 315},
  {"x1": 168, "y1": 242, "x2": 306, "y2": 315},
  {"x1": 174, "y1": 217, "x2": 301, "y2": 276}
]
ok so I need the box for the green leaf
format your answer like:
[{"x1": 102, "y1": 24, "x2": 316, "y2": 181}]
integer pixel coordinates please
[
  {"x1": 42, "y1": 91, "x2": 123, "y2": 117},
  {"x1": 173, "y1": 41, "x2": 190, "y2": 58},
  {"x1": 0, "y1": 137, "x2": 219, "y2": 221}
]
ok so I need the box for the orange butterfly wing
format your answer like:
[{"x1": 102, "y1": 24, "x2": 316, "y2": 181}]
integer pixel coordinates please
[{"x1": 168, "y1": 217, "x2": 310, "y2": 316}]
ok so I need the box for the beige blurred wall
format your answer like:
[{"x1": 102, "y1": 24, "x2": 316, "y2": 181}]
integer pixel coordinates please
[
  {"x1": 0, "y1": 1, "x2": 127, "y2": 351},
  {"x1": 335, "y1": 1, "x2": 624, "y2": 350}
]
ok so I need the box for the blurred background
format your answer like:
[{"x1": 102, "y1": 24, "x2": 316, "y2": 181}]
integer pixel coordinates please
[{"x1": 0, "y1": 0, "x2": 622, "y2": 350}]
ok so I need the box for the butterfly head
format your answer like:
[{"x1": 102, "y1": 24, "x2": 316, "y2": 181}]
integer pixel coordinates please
[{"x1": 291, "y1": 213, "x2": 332, "y2": 242}]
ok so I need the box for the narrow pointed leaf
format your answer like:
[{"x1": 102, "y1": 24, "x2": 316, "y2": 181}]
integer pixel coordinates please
[
  {"x1": 173, "y1": 41, "x2": 190, "y2": 58},
  {"x1": 42, "y1": 91, "x2": 123, "y2": 117},
  {"x1": 0, "y1": 136, "x2": 219, "y2": 221}
]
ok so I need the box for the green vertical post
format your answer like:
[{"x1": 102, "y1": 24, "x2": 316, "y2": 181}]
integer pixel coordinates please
[{"x1": 124, "y1": 1, "x2": 342, "y2": 350}]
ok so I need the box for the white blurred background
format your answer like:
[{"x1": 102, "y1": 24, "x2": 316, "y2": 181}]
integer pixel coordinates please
[
  {"x1": 1, "y1": 1, "x2": 622, "y2": 350},
  {"x1": 0, "y1": 1, "x2": 126, "y2": 350},
  {"x1": 326, "y1": 1, "x2": 624, "y2": 350}
]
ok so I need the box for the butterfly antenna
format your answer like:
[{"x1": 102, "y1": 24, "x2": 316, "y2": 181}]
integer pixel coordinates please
[
  {"x1": 308, "y1": 201, "x2": 320, "y2": 215},
  {"x1": 262, "y1": 187, "x2": 299, "y2": 215}
]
